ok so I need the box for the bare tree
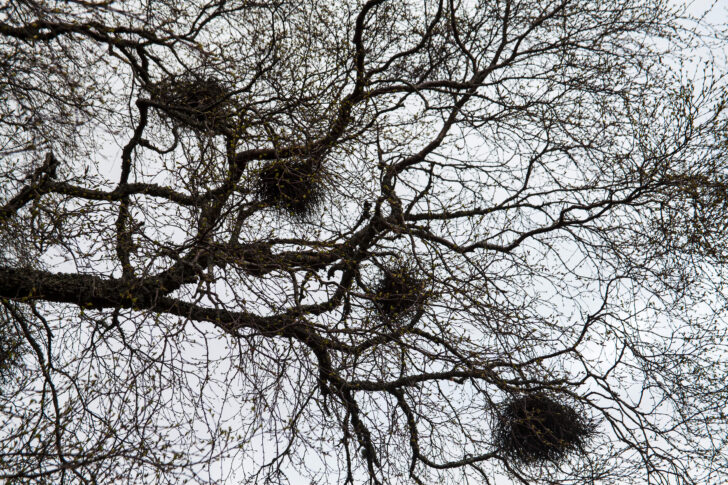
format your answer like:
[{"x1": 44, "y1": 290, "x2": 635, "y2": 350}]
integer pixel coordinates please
[{"x1": 1, "y1": 0, "x2": 727, "y2": 483}]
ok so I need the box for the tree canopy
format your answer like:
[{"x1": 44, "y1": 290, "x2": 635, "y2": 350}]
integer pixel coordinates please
[{"x1": 0, "y1": 0, "x2": 727, "y2": 483}]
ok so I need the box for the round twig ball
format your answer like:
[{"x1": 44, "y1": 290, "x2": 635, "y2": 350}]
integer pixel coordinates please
[
  {"x1": 254, "y1": 159, "x2": 327, "y2": 218},
  {"x1": 494, "y1": 392, "x2": 596, "y2": 465},
  {"x1": 150, "y1": 75, "x2": 232, "y2": 131},
  {"x1": 371, "y1": 264, "x2": 428, "y2": 323}
]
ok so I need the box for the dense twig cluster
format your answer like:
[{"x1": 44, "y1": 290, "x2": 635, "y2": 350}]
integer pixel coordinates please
[
  {"x1": 254, "y1": 159, "x2": 327, "y2": 218},
  {"x1": 371, "y1": 264, "x2": 428, "y2": 323},
  {"x1": 149, "y1": 75, "x2": 232, "y2": 131},
  {"x1": 494, "y1": 393, "x2": 596, "y2": 465}
]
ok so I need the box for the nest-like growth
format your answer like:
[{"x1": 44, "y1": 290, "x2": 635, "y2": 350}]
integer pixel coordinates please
[
  {"x1": 494, "y1": 393, "x2": 596, "y2": 465},
  {"x1": 371, "y1": 264, "x2": 428, "y2": 323},
  {"x1": 254, "y1": 159, "x2": 327, "y2": 218},
  {"x1": 150, "y1": 75, "x2": 232, "y2": 131}
]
